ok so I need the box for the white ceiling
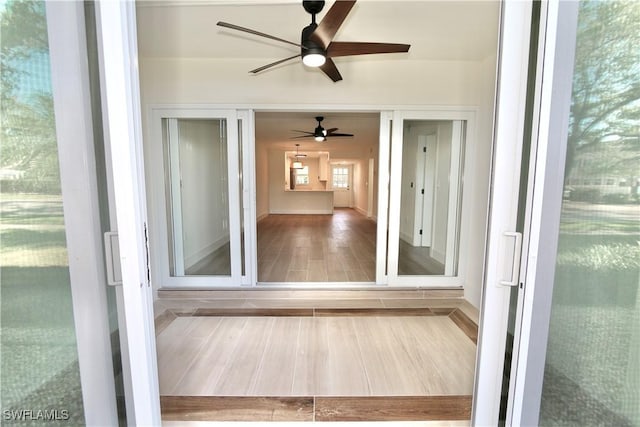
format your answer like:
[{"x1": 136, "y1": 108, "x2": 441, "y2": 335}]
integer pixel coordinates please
[
  {"x1": 136, "y1": 1, "x2": 499, "y2": 61},
  {"x1": 136, "y1": 0, "x2": 499, "y2": 156}
]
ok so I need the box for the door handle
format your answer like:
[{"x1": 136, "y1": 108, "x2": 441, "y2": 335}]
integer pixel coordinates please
[
  {"x1": 498, "y1": 231, "x2": 522, "y2": 287},
  {"x1": 104, "y1": 231, "x2": 123, "y2": 286}
]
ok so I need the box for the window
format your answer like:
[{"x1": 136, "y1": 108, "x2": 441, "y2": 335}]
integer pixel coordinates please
[
  {"x1": 332, "y1": 167, "x2": 349, "y2": 189},
  {"x1": 295, "y1": 166, "x2": 309, "y2": 185}
]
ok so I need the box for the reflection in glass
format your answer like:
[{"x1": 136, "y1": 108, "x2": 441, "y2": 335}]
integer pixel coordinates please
[
  {"x1": 164, "y1": 118, "x2": 231, "y2": 276},
  {"x1": 539, "y1": 1, "x2": 640, "y2": 425},
  {"x1": 0, "y1": 1, "x2": 85, "y2": 422},
  {"x1": 398, "y1": 120, "x2": 464, "y2": 276}
]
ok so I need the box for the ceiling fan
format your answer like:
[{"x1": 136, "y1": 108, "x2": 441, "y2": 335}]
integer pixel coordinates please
[
  {"x1": 217, "y1": 0, "x2": 410, "y2": 82},
  {"x1": 291, "y1": 116, "x2": 353, "y2": 142}
]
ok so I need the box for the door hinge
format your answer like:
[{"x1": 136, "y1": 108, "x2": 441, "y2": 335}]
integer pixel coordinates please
[
  {"x1": 421, "y1": 188, "x2": 424, "y2": 194},
  {"x1": 423, "y1": 146, "x2": 427, "y2": 153},
  {"x1": 419, "y1": 229, "x2": 423, "y2": 235}
]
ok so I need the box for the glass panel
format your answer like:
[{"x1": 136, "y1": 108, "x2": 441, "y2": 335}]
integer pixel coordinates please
[
  {"x1": 83, "y1": 1, "x2": 127, "y2": 422},
  {"x1": 539, "y1": 1, "x2": 640, "y2": 425},
  {"x1": 295, "y1": 166, "x2": 310, "y2": 185},
  {"x1": 238, "y1": 119, "x2": 245, "y2": 276},
  {"x1": 397, "y1": 120, "x2": 464, "y2": 276},
  {"x1": 333, "y1": 167, "x2": 349, "y2": 188},
  {"x1": 164, "y1": 118, "x2": 231, "y2": 276},
  {"x1": 0, "y1": 1, "x2": 85, "y2": 422}
]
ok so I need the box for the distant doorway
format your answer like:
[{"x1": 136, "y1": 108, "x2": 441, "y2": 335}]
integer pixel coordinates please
[{"x1": 332, "y1": 165, "x2": 354, "y2": 208}]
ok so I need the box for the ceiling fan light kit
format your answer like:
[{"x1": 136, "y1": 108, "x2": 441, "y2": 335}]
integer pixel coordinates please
[
  {"x1": 293, "y1": 143, "x2": 306, "y2": 168},
  {"x1": 302, "y1": 52, "x2": 326, "y2": 67},
  {"x1": 217, "y1": 0, "x2": 410, "y2": 82},
  {"x1": 292, "y1": 116, "x2": 353, "y2": 142}
]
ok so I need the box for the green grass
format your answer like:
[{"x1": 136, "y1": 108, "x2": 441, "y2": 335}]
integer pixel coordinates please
[
  {"x1": 0, "y1": 193, "x2": 82, "y2": 415},
  {"x1": 557, "y1": 241, "x2": 640, "y2": 271},
  {"x1": 560, "y1": 219, "x2": 640, "y2": 234}
]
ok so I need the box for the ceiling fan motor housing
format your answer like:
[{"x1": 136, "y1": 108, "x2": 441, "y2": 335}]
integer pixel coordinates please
[
  {"x1": 301, "y1": 23, "x2": 325, "y2": 64},
  {"x1": 302, "y1": 1, "x2": 325, "y2": 15}
]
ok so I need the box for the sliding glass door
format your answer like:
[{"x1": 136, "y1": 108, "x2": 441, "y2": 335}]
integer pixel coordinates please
[
  {"x1": 151, "y1": 109, "x2": 250, "y2": 287},
  {"x1": 385, "y1": 111, "x2": 474, "y2": 286}
]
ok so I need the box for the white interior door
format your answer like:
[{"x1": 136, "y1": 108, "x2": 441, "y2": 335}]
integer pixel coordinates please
[
  {"x1": 332, "y1": 164, "x2": 353, "y2": 207},
  {"x1": 412, "y1": 134, "x2": 437, "y2": 247}
]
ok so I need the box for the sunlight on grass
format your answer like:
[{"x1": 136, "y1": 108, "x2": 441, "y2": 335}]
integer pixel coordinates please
[
  {"x1": 557, "y1": 242, "x2": 640, "y2": 271},
  {"x1": 0, "y1": 194, "x2": 68, "y2": 267}
]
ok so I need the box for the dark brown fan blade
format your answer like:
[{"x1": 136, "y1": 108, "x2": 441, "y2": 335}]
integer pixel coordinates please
[
  {"x1": 291, "y1": 130, "x2": 315, "y2": 135},
  {"x1": 326, "y1": 132, "x2": 354, "y2": 137},
  {"x1": 309, "y1": 0, "x2": 356, "y2": 49},
  {"x1": 217, "y1": 22, "x2": 303, "y2": 49},
  {"x1": 319, "y1": 58, "x2": 342, "y2": 82},
  {"x1": 250, "y1": 54, "x2": 301, "y2": 74},
  {"x1": 325, "y1": 128, "x2": 338, "y2": 134},
  {"x1": 327, "y1": 41, "x2": 410, "y2": 57}
]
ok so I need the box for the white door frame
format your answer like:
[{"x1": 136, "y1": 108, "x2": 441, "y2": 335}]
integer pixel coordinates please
[
  {"x1": 46, "y1": 3, "x2": 120, "y2": 424},
  {"x1": 95, "y1": 1, "x2": 161, "y2": 424},
  {"x1": 80, "y1": 0, "x2": 571, "y2": 423},
  {"x1": 386, "y1": 111, "x2": 474, "y2": 287},
  {"x1": 148, "y1": 108, "x2": 245, "y2": 288},
  {"x1": 506, "y1": 1, "x2": 581, "y2": 425},
  {"x1": 472, "y1": 0, "x2": 533, "y2": 425},
  {"x1": 331, "y1": 163, "x2": 354, "y2": 207}
]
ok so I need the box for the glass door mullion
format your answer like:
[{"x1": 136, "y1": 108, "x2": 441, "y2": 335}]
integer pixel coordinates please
[
  {"x1": 238, "y1": 110, "x2": 257, "y2": 285},
  {"x1": 375, "y1": 111, "x2": 393, "y2": 284},
  {"x1": 167, "y1": 118, "x2": 185, "y2": 276},
  {"x1": 225, "y1": 110, "x2": 243, "y2": 284}
]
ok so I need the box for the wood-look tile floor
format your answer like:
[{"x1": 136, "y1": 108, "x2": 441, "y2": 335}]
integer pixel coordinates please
[
  {"x1": 156, "y1": 307, "x2": 477, "y2": 422},
  {"x1": 257, "y1": 209, "x2": 377, "y2": 282}
]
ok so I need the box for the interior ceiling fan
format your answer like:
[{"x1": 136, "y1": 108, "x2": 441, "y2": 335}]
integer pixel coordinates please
[
  {"x1": 291, "y1": 116, "x2": 353, "y2": 142},
  {"x1": 217, "y1": 0, "x2": 410, "y2": 82}
]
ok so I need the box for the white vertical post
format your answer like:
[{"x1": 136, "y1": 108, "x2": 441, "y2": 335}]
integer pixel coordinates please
[
  {"x1": 472, "y1": 1, "x2": 533, "y2": 425},
  {"x1": 46, "y1": 2, "x2": 119, "y2": 424},
  {"x1": 95, "y1": 1, "x2": 161, "y2": 425},
  {"x1": 509, "y1": 1, "x2": 580, "y2": 425},
  {"x1": 375, "y1": 111, "x2": 393, "y2": 284}
]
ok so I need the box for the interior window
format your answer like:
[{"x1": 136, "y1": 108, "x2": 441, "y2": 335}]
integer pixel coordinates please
[
  {"x1": 332, "y1": 167, "x2": 349, "y2": 188},
  {"x1": 295, "y1": 166, "x2": 309, "y2": 185}
]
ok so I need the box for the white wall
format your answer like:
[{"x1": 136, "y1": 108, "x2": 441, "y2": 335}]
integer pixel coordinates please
[
  {"x1": 432, "y1": 121, "x2": 453, "y2": 263},
  {"x1": 139, "y1": 59, "x2": 484, "y2": 106},
  {"x1": 463, "y1": 53, "x2": 498, "y2": 309},
  {"x1": 255, "y1": 140, "x2": 269, "y2": 221},
  {"x1": 400, "y1": 126, "x2": 419, "y2": 242}
]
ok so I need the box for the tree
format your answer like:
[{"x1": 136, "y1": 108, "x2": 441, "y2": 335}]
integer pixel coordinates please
[
  {"x1": 1, "y1": 0, "x2": 60, "y2": 193},
  {"x1": 566, "y1": 0, "x2": 640, "y2": 179}
]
